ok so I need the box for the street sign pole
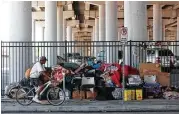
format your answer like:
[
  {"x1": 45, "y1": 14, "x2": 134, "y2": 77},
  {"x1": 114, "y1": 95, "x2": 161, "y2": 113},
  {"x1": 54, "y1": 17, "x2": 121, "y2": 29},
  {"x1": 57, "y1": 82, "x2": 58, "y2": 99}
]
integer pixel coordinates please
[{"x1": 120, "y1": 27, "x2": 128, "y2": 103}]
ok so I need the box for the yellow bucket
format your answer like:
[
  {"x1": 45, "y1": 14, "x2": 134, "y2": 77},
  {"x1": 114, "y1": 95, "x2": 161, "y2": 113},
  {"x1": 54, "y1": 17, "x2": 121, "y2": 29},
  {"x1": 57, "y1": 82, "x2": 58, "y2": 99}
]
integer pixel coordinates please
[
  {"x1": 124, "y1": 90, "x2": 131, "y2": 101},
  {"x1": 136, "y1": 89, "x2": 143, "y2": 100},
  {"x1": 131, "y1": 89, "x2": 136, "y2": 100}
]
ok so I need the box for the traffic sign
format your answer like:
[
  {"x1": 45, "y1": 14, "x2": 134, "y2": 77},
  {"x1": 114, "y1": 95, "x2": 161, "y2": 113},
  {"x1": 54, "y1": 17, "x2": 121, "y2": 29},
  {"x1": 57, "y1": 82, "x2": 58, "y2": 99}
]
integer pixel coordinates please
[
  {"x1": 120, "y1": 27, "x2": 128, "y2": 44},
  {"x1": 121, "y1": 27, "x2": 128, "y2": 38}
]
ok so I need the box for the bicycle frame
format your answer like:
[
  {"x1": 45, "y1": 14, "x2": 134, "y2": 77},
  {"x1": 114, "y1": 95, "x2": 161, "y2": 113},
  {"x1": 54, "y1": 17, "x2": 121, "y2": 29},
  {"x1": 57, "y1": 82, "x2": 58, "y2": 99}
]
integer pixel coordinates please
[{"x1": 39, "y1": 81, "x2": 51, "y2": 96}]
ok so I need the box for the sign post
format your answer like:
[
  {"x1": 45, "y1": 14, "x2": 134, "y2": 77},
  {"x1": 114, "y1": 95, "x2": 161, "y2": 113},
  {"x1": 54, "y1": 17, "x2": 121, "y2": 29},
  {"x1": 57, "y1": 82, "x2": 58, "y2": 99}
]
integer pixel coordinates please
[{"x1": 120, "y1": 27, "x2": 128, "y2": 103}]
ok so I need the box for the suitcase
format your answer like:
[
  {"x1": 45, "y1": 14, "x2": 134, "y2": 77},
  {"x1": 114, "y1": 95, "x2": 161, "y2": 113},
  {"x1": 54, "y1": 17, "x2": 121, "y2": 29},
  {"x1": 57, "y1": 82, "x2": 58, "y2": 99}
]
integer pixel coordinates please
[
  {"x1": 128, "y1": 75, "x2": 142, "y2": 86},
  {"x1": 170, "y1": 69, "x2": 179, "y2": 87}
]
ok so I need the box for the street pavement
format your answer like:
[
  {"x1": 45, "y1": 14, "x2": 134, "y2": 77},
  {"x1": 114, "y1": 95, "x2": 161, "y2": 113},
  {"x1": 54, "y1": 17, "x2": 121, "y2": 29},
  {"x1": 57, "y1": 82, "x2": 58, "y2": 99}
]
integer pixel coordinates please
[
  {"x1": 1, "y1": 98, "x2": 179, "y2": 113},
  {"x1": 3, "y1": 112, "x2": 179, "y2": 114}
]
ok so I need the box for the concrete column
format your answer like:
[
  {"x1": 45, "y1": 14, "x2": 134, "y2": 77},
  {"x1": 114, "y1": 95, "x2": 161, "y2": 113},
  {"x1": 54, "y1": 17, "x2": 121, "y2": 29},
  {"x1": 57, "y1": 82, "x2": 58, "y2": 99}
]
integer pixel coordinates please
[
  {"x1": 99, "y1": 5, "x2": 105, "y2": 41},
  {"x1": 45, "y1": 1, "x2": 57, "y2": 66},
  {"x1": 42, "y1": 27, "x2": 45, "y2": 41},
  {"x1": 32, "y1": 20, "x2": 36, "y2": 41},
  {"x1": 72, "y1": 33, "x2": 75, "y2": 52},
  {"x1": 92, "y1": 26, "x2": 95, "y2": 41},
  {"x1": 92, "y1": 26, "x2": 95, "y2": 56},
  {"x1": 40, "y1": 27, "x2": 45, "y2": 57},
  {"x1": 57, "y1": 6, "x2": 63, "y2": 41},
  {"x1": 67, "y1": 26, "x2": 72, "y2": 41},
  {"x1": 67, "y1": 26, "x2": 72, "y2": 53},
  {"x1": 124, "y1": 1, "x2": 148, "y2": 66},
  {"x1": 9, "y1": 1, "x2": 32, "y2": 83},
  {"x1": 147, "y1": 29, "x2": 150, "y2": 41},
  {"x1": 57, "y1": 6, "x2": 63, "y2": 56},
  {"x1": 177, "y1": 17, "x2": 179, "y2": 56},
  {"x1": 95, "y1": 18, "x2": 99, "y2": 41},
  {"x1": 63, "y1": 19, "x2": 66, "y2": 41},
  {"x1": 32, "y1": 19, "x2": 36, "y2": 63},
  {"x1": 153, "y1": 4, "x2": 162, "y2": 41},
  {"x1": 94, "y1": 18, "x2": 99, "y2": 58},
  {"x1": 118, "y1": 28, "x2": 121, "y2": 41},
  {"x1": 106, "y1": 1, "x2": 118, "y2": 63}
]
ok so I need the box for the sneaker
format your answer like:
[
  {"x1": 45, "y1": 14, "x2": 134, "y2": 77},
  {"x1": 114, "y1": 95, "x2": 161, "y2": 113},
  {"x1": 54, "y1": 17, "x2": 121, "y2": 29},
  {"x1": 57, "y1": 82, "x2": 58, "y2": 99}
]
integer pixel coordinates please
[{"x1": 32, "y1": 97, "x2": 42, "y2": 103}]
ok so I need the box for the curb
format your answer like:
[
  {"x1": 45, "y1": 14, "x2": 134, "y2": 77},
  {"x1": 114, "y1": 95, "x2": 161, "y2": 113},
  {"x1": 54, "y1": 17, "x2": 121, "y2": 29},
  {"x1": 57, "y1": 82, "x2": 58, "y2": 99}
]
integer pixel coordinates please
[
  {"x1": 2, "y1": 104, "x2": 179, "y2": 113},
  {"x1": 2, "y1": 98, "x2": 179, "y2": 113}
]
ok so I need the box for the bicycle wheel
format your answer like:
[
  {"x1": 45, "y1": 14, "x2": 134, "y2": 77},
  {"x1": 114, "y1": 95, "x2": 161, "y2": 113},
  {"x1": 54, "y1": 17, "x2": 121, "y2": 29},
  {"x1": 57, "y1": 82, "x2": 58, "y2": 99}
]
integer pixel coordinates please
[
  {"x1": 8, "y1": 85, "x2": 20, "y2": 99},
  {"x1": 16, "y1": 86, "x2": 34, "y2": 106},
  {"x1": 46, "y1": 87, "x2": 65, "y2": 106}
]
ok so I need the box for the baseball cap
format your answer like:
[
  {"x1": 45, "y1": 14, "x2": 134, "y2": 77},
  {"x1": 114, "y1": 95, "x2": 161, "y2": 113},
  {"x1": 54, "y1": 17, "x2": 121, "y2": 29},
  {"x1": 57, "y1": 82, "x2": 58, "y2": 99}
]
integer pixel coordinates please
[{"x1": 40, "y1": 56, "x2": 48, "y2": 61}]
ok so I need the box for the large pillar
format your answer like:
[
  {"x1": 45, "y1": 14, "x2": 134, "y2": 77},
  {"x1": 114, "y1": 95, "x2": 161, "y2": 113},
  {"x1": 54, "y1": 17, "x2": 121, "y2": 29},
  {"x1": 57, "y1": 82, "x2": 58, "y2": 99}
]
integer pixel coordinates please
[
  {"x1": 9, "y1": 1, "x2": 32, "y2": 83},
  {"x1": 63, "y1": 19, "x2": 66, "y2": 58},
  {"x1": 36, "y1": 27, "x2": 45, "y2": 58},
  {"x1": 95, "y1": 18, "x2": 99, "y2": 41},
  {"x1": 32, "y1": 19, "x2": 36, "y2": 63},
  {"x1": 153, "y1": 4, "x2": 162, "y2": 41},
  {"x1": 63, "y1": 19, "x2": 66, "y2": 41},
  {"x1": 67, "y1": 26, "x2": 72, "y2": 53},
  {"x1": 32, "y1": 20, "x2": 36, "y2": 41},
  {"x1": 67, "y1": 26, "x2": 72, "y2": 41},
  {"x1": 72, "y1": 33, "x2": 75, "y2": 53},
  {"x1": 124, "y1": 1, "x2": 148, "y2": 66},
  {"x1": 57, "y1": 6, "x2": 63, "y2": 56},
  {"x1": 92, "y1": 26, "x2": 95, "y2": 56},
  {"x1": 94, "y1": 18, "x2": 99, "y2": 58},
  {"x1": 99, "y1": 5, "x2": 105, "y2": 41},
  {"x1": 45, "y1": 1, "x2": 57, "y2": 66},
  {"x1": 41, "y1": 27, "x2": 45, "y2": 41},
  {"x1": 118, "y1": 27, "x2": 121, "y2": 41},
  {"x1": 106, "y1": 1, "x2": 118, "y2": 63},
  {"x1": 92, "y1": 26, "x2": 95, "y2": 41},
  {"x1": 177, "y1": 17, "x2": 179, "y2": 56}
]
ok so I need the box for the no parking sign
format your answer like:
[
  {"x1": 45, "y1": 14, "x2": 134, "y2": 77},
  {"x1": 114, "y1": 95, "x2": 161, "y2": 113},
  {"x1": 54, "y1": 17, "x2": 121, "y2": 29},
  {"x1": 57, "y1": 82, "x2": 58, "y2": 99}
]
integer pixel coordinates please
[{"x1": 121, "y1": 27, "x2": 128, "y2": 44}]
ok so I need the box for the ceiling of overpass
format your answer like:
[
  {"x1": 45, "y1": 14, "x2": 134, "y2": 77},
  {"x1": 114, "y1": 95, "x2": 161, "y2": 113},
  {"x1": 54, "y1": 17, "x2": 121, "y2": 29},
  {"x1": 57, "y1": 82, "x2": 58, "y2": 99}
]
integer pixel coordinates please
[{"x1": 31, "y1": 1, "x2": 179, "y2": 41}]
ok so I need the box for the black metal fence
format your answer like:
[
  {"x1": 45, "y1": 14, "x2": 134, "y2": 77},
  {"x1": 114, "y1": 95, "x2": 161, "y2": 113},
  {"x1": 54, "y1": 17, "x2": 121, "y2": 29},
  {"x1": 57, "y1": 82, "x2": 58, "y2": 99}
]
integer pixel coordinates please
[{"x1": 1, "y1": 40, "x2": 179, "y2": 95}]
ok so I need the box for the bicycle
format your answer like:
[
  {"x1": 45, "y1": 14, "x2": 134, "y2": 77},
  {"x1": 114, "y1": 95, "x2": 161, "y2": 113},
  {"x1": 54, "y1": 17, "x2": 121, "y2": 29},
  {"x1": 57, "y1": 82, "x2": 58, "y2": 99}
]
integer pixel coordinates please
[{"x1": 15, "y1": 68, "x2": 65, "y2": 106}]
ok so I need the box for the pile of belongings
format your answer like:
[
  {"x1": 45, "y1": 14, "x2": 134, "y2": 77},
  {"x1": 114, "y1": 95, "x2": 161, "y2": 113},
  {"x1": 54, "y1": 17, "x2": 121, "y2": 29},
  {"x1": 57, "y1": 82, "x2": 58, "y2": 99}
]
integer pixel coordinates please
[
  {"x1": 163, "y1": 91, "x2": 179, "y2": 100},
  {"x1": 99, "y1": 63, "x2": 139, "y2": 88},
  {"x1": 163, "y1": 87, "x2": 179, "y2": 100}
]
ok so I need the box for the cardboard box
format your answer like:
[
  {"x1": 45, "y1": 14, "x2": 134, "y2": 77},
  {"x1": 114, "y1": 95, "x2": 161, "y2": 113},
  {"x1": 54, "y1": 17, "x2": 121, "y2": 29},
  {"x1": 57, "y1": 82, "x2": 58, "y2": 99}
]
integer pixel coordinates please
[
  {"x1": 157, "y1": 72, "x2": 170, "y2": 86},
  {"x1": 139, "y1": 63, "x2": 161, "y2": 77},
  {"x1": 86, "y1": 90, "x2": 97, "y2": 99},
  {"x1": 72, "y1": 90, "x2": 85, "y2": 99}
]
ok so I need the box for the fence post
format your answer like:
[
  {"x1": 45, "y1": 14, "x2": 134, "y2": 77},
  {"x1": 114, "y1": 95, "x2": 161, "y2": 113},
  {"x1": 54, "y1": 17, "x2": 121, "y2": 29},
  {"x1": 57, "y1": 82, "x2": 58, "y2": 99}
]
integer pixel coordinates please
[
  {"x1": 65, "y1": 40, "x2": 67, "y2": 62},
  {"x1": 130, "y1": 40, "x2": 132, "y2": 66}
]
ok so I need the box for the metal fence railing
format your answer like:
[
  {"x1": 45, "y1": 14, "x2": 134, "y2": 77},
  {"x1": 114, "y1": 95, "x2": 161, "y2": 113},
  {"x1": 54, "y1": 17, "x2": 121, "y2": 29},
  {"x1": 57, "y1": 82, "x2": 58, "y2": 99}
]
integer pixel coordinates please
[{"x1": 1, "y1": 40, "x2": 179, "y2": 96}]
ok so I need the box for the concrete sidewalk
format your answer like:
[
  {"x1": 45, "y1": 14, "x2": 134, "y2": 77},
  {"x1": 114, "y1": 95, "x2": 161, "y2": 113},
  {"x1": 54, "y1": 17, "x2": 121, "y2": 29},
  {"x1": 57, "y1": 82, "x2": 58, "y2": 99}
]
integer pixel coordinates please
[{"x1": 1, "y1": 97, "x2": 179, "y2": 113}]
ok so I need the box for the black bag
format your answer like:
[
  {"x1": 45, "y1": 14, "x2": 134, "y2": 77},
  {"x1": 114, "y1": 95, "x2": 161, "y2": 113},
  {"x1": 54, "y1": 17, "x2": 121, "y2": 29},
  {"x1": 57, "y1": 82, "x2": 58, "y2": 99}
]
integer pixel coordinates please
[{"x1": 19, "y1": 78, "x2": 31, "y2": 87}]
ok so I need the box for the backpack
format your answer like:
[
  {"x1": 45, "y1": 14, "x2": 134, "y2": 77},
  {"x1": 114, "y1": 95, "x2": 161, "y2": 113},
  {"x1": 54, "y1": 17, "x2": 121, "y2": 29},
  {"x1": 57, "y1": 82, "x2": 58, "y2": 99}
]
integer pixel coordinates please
[
  {"x1": 25, "y1": 63, "x2": 35, "y2": 79},
  {"x1": 25, "y1": 68, "x2": 31, "y2": 79}
]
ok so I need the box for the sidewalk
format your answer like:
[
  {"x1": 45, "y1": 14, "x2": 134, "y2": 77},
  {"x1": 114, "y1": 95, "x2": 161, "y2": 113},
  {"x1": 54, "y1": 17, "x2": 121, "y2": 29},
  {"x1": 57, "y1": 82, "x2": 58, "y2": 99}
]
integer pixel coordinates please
[{"x1": 1, "y1": 97, "x2": 179, "y2": 113}]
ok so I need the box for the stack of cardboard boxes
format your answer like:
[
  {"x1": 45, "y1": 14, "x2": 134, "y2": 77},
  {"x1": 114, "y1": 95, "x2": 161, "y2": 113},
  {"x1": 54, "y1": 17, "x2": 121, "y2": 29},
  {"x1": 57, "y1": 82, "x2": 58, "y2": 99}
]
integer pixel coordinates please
[
  {"x1": 72, "y1": 90, "x2": 97, "y2": 100},
  {"x1": 139, "y1": 63, "x2": 170, "y2": 86}
]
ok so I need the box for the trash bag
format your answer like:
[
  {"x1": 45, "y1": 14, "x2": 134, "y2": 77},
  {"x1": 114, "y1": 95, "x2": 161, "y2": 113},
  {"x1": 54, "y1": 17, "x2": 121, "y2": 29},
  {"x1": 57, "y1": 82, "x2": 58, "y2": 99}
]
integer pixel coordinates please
[
  {"x1": 19, "y1": 78, "x2": 31, "y2": 87},
  {"x1": 4, "y1": 82, "x2": 19, "y2": 99},
  {"x1": 112, "y1": 88, "x2": 123, "y2": 100},
  {"x1": 163, "y1": 91, "x2": 179, "y2": 100}
]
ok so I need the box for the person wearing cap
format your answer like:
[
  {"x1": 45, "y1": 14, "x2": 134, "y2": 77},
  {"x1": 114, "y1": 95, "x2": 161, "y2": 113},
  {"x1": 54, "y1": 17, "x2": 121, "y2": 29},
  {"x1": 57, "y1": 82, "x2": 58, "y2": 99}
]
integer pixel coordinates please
[{"x1": 30, "y1": 56, "x2": 49, "y2": 103}]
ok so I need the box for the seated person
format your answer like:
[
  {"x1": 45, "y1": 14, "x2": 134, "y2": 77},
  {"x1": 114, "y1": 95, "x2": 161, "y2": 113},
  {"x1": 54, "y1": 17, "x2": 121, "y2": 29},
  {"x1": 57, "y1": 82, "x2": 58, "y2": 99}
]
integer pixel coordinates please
[{"x1": 30, "y1": 56, "x2": 49, "y2": 103}]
